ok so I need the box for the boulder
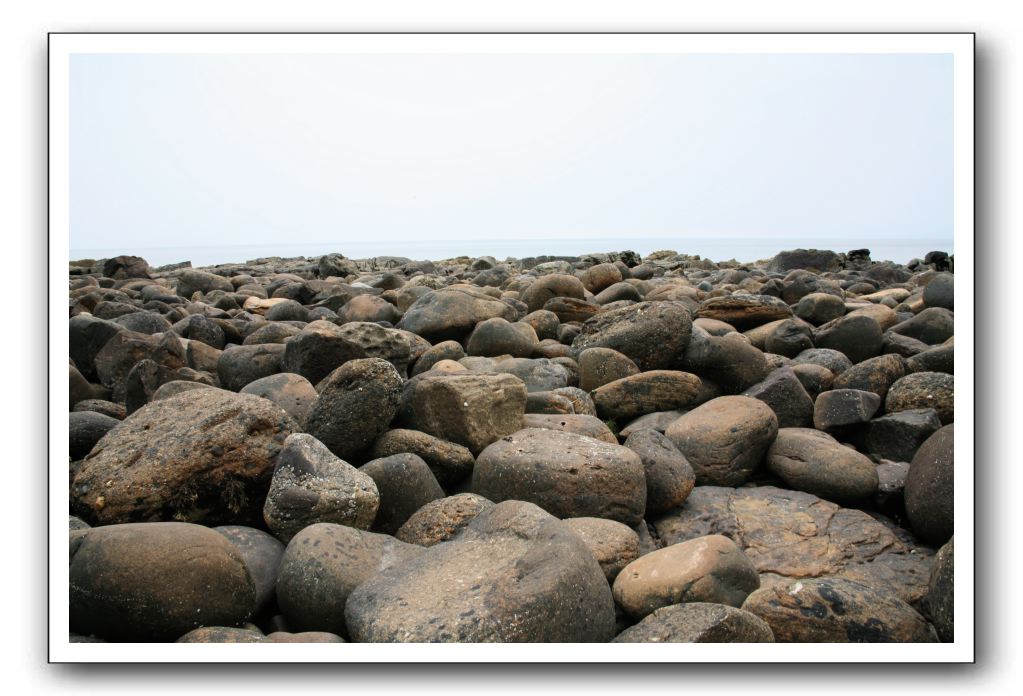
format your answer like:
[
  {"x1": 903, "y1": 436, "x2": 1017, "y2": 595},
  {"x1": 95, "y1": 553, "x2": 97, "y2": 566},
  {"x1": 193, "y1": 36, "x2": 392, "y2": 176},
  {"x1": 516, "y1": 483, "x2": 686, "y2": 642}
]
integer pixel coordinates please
[
  {"x1": 397, "y1": 373, "x2": 527, "y2": 455},
  {"x1": 904, "y1": 424, "x2": 954, "y2": 545},
  {"x1": 102, "y1": 255, "x2": 152, "y2": 279},
  {"x1": 652, "y1": 486, "x2": 935, "y2": 606},
  {"x1": 792, "y1": 348, "x2": 852, "y2": 375},
  {"x1": 334, "y1": 322, "x2": 413, "y2": 377},
  {"x1": 613, "y1": 603, "x2": 774, "y2": 643},
  {"x1": 240, "y1": 372, "x2": 318, "y2": 426},
  {"x1": 861, "y1": 409, "x2": 942, "y2": 463},
  {"x1": 217, "y1": 343, "x2": 285, "y2": 392},
  {"x1": 176, "y1": 270, "x2": 234, "y2": 297},
  {"x1": 790, "y1": 363, "x2": 834, "y2": 399},
  {"x1": 591, "y1": 370, "x2": 702, "y2": 421},
  {"x1": 563, "y1": 517, "x2": 640, "y2": 583},
  {"x1": 466, "y1": 318, "x2": 540, "y2": 358},
  {"x1": 359, "y1": 453, "x2": 446, "y2": 535},
  {"x1": 927, "y1": 538, "x2": 954, "y2": 641},
  {"x1": 923, "y1": 273, "x2": 954, "y2": 310},
  {"x1": 794, "y1": 292, "x2": 847, "y2": 325},
  {"x1": 69, "y1": 314, "x2": 125, "y2": 381},
  {"x1": 69, "y1": 411, "x2": 120, "y2": 460},
  {"x1": 304, "y1": 358, "x2": 403, "y2": 460},
  {"x1": 885, "y1": 372, "x2": 954, "y2": 425},
  {"x1": 472, "y1": 427, "x2": 647, "y2": 526},
  {"x1": 410, "y1": 340, "x2": 465, "y2": 377},
  {"x1": 281, "y1": 320, "x2": 368, "y2": 386},
  {"x1": 71, "y1": 390, "x2": 297, "y2": 526},
  {"x1": 741, "y1": 577, "x2": 937, "y2": 642},
  {"x1": 767, "y1": 428, "x2": 879, "y2": 502},
  {"x1": 70, "y1": 522, "x2": 255, "y2": 641},
  {"x1": 276, "y1": 523, "x2": 425, "y2": 635},
  {"x1": 492, "y1": 357, "x2": 569, "y2": 393},
  {"x1": 93, "y1": 330, "x2": 187, "y2": 401},
  {"x1": 741, "y1": 367, "x2": 814, "y2": 428},
  {"x1": 544, "y1": 297, "x2": 602, "y2": 324},
  {"x1": 764, "y1": 319, "x2": 814, "y2": 358},
  {"x1": 612, "y1": 535, "x2": 760, "y2": 618},
  {"x1": 213, "y1": 525, "x2": 285, "y2": 614},
  {"x1": 521, "y1": 414, "x2": 615, "y2": 443},
  {"x1": 623, "y1": 429, "x2": 695, "y2": 517},
  {"x1": 395, "y1": 493, "x2": 495, "y2": 546},
  {"x1": 696, "y1": 294, "x2": 793, "y2": 331},
  {"x1": 344, "y1": 501, "x2": 616, "y2": 642},
  {"x1": 889, "y1": 307, "x2": 954, "y2": 345},
  {"x1": 582, "y1": 263, "x2": 623, "y2": 294},
  {"x1": 813, "y1": 389, "x2": 881, "y2": 430},
  {"x1": 664, "y1": 396, "x2": 778, "y2": 486},
  {"x1": 682, "y1": 330, "x2": 769, "y2": 394},
  {"x1": 831, "y1": 353, "x2": 906, "y2": 400},
  {"x1": 768, "y1": 249, "x2": 840, "y2": 273},
  {"x1": 577, "y1": 348, "x2": 640, "y2": 392},
  {"x1": 338, "y1": 294, "x2": 400, "y2": 324},
  {"x1": 263, "y1": 433, "x2": 380, "y2": 543},
  {"x1": 814, "y1": 314, "x2": 884, "y2": 364},
  {"x1": 571, "y1": 301, "x2": 693, "y2": 372},
  {"x1": 520, "y1": 273, "x2": 587, "y2": 313},
  {"x1": 370, "y1": 429, "x2": 476, "y2": 489},
  {"x1": 397, "y1": 286, "x2": 518, "y2": 342}
]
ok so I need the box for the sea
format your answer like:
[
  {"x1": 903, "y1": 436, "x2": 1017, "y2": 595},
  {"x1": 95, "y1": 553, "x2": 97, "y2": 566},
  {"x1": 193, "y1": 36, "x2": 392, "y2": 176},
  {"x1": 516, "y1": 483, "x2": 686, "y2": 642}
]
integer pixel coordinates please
[{"x1": 69, "y1": 237, "x2": 954, "y2": 270}]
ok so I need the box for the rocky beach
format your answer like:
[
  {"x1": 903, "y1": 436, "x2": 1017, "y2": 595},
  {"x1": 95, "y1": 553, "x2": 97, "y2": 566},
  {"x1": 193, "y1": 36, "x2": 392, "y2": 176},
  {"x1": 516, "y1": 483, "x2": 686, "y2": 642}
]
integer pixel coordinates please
[{"x1": 67, "y1": 246, "x2": 955, "y2": 644}]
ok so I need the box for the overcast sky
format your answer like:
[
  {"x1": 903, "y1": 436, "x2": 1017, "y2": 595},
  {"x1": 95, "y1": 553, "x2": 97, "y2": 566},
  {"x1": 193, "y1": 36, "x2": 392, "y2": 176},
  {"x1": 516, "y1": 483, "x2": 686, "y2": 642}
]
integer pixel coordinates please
[{"x1": 70, "y1": 52, "x2": 952, "y2": 251}]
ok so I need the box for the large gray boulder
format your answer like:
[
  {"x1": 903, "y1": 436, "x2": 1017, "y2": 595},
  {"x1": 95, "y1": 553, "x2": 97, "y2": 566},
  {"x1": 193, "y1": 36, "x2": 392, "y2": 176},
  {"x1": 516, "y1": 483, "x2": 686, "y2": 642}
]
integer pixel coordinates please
[{"x1": 344, "y1": 501, "x2": 616, "y2": 642}]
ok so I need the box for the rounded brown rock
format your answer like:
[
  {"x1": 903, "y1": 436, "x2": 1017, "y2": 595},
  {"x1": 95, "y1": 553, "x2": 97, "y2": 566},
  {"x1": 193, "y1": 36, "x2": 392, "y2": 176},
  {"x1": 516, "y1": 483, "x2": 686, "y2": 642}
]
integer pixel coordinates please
[
  {"x1": 370, "y1": 428, "x2": 476, "y2": 489},
  {"x1": 577, "y1": 347, "x2": 640, "y2": 392},
  {"x1": 395, "y1": 493, "x2": 495, "y2": 546},
  {"x1": 70, "y1": 522, "x2": 257, "y2": 642},
  {"x1": 345, "y1": 500, "x2": 616, "y2": 642},
  {"x1": 304, "y1": 358, "x2": 403, "y2": 460},
  {"x1": 563, "y1": 517, "x2": 640, "y2": 583},
  {"x1": 623, "y1": 429, "x2": 695, "y2": 517},
  {"x1": 612, "y1": 534, "x2": 760, "y2": 618},
  {"x1": 767, "y1": 428, "x2": 879, "y2": 502},
  {"x1": 904, "y1": 424, "x2": 954, "y2": 545},
  {"x1": 472, "y1": 427, "x2": 647, "y2": 526},
  {"x1": 591, "y1": 370, "x2": 702, "y2": 421},
  {"x1": 885, "y1": 372, "x2": 954, "y2": 425},
  {"x1": 70, "y1": 389, "x2": 297, "y2": 526},
  {"x1": 664, "y1": 396, "x2": 778, "y2": 486}
]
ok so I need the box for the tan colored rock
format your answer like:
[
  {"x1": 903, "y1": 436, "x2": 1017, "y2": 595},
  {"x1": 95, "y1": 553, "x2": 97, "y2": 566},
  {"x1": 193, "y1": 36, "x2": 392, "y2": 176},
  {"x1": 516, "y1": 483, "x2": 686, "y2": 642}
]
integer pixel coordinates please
[
  {"x1": 612, "y1": 535, "x2": 760, "y2": 618},
  {"x1": 696, "y1": 294, "x2": 793, "y2": 331},
  {"x1": 767, "y1": 428, "x2": 879, "y2": 502},
  {"x1": 395, "y1": 493, "x2": 495, "y2": 546},
  {"x1": 664, "y1": 396, "x2": 778, "y2": 486},
  {"x1": 472, "y1": 427, "x2": 647, "y2": 526},
  {"x1": 398, "y1": 373, "x2": 527, "y2": 454},
  {"x1": 592, "y1": 370, "x2": 702, "y2": 421},
  {"x1": 564, "y1": 517, "x2": 640, "y2": 583},
  {"x1": 522, "y1": 413, "x2": 617, "y2": 443}
]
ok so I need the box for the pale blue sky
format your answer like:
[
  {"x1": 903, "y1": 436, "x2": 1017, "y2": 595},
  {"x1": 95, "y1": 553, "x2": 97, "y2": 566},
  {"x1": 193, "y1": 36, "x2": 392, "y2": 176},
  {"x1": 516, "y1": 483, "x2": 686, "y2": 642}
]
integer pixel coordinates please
[{"x1": 70, "y1": 53, "x2": 953, "y2": 252}]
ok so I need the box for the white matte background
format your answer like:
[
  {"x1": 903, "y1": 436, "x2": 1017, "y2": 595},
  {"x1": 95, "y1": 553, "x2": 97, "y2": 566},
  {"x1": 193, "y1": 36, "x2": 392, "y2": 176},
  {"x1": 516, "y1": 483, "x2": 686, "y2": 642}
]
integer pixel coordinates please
[{"x1": 2, "y1": 1, "x2": 1018, "y2": 694}]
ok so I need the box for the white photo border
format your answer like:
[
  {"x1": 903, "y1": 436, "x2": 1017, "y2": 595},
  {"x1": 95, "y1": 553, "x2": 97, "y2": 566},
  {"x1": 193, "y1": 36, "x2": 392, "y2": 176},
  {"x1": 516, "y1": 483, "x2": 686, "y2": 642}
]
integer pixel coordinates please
[{"x1": 49, "y1": 31, "x2": 974, "y2": 663}]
